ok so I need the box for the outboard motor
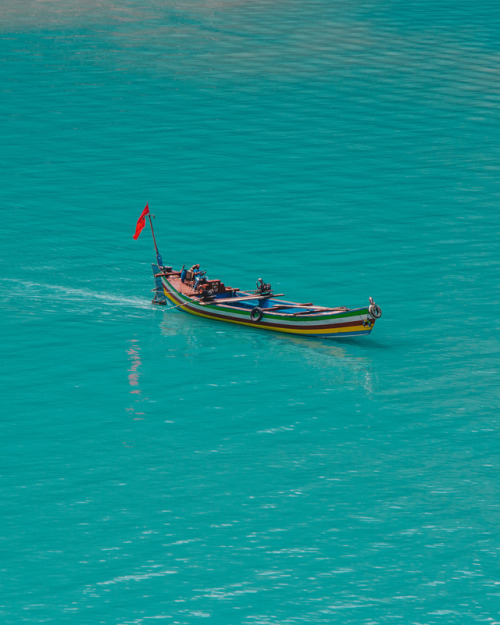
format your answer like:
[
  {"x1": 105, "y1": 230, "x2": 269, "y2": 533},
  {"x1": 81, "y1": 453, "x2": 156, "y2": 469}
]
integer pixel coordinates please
[
  {"x1": 199, "y1": 284, "x2": 216, "y2": 301},
  {"x1": 256, "y1": 278, "x2": 272, "y2": 295}
]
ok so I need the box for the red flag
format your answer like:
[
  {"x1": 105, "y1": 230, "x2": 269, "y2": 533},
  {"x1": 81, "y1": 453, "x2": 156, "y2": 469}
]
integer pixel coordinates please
[{"x1": 133, "y1": 204, "x2": 150, "y2": 240}]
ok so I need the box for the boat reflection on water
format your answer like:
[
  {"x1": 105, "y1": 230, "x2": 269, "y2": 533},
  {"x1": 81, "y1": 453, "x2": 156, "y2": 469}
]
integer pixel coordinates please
[
  {"x1": 158, "y1": 311, "x2": 376, "y2": 394},
  {"x1": 270, "y1": 333, "x2": 376, "y2": 394},
  {"x1": 126, "y1": 337, "x2": 146, "y2": 419},
  {"x1": 127, "y1": 338, "x2": 141, "y2": 393}
]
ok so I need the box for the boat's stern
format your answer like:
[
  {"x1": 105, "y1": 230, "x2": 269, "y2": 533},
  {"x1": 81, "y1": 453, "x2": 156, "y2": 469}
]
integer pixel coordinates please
[{"x1": 151, "y1": 263, "x2": 167, "y2": 304}]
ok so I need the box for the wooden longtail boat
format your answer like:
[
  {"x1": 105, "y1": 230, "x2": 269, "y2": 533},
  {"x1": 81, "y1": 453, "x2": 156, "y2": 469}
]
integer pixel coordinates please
[
  {"x1": 138, "y1": 210, "x2": 382, "y2": 338},
  {"x1": 151, "y1": 264, "x2": 381, "y2": 338}
]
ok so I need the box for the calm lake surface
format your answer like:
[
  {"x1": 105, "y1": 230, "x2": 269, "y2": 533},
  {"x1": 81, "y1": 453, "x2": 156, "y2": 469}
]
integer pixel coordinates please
[{"x1": 1, "y1": 1, "x2": 500, "y2": 623}]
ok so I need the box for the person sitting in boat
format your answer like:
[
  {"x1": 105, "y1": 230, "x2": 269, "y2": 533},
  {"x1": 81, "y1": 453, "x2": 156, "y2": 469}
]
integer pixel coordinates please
[{"x1": 190, "y1": 264, "x2": 206, "y2": 291}]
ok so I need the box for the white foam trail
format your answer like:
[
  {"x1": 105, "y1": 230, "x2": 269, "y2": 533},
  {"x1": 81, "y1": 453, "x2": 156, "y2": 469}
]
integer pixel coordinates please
[
  {"x1": 97, "y1": 569, "x2": 178, "y2": 586},
  {"x1": 2, "y1": 279, "x2": 152, "y2": 309}
]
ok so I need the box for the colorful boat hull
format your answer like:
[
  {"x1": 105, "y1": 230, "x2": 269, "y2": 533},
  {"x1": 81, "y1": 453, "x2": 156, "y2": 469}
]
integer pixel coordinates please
[{"x1": 155, "y1": 266, "x2": 378, "y2": 339}]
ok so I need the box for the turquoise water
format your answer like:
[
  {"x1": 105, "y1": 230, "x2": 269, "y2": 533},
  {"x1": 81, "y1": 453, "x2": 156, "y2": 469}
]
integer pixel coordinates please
[{"x1": 2, "y1": 1, "x2": 500, "y2": 623}]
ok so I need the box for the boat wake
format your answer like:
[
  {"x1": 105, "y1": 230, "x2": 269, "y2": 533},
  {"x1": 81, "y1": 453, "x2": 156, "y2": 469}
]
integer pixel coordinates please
[{"x1": 1, "y1": 279, "x2": 152, "y2": 311}]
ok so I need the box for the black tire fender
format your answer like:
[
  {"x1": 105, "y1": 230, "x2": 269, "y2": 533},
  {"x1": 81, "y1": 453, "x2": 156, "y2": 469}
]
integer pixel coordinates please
[
  {"x1": 369, "y1": 303, "x2": 382, "y2": 319},
  {"x1": 250, "y1": 306, "x2": 263, "y2": 322}
]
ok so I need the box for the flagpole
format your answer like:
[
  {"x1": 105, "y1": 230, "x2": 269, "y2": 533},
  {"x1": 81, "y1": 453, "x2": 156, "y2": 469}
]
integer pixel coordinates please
[{"x1": 148, "y1": 213, "x2": 159, "y2": 256}]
